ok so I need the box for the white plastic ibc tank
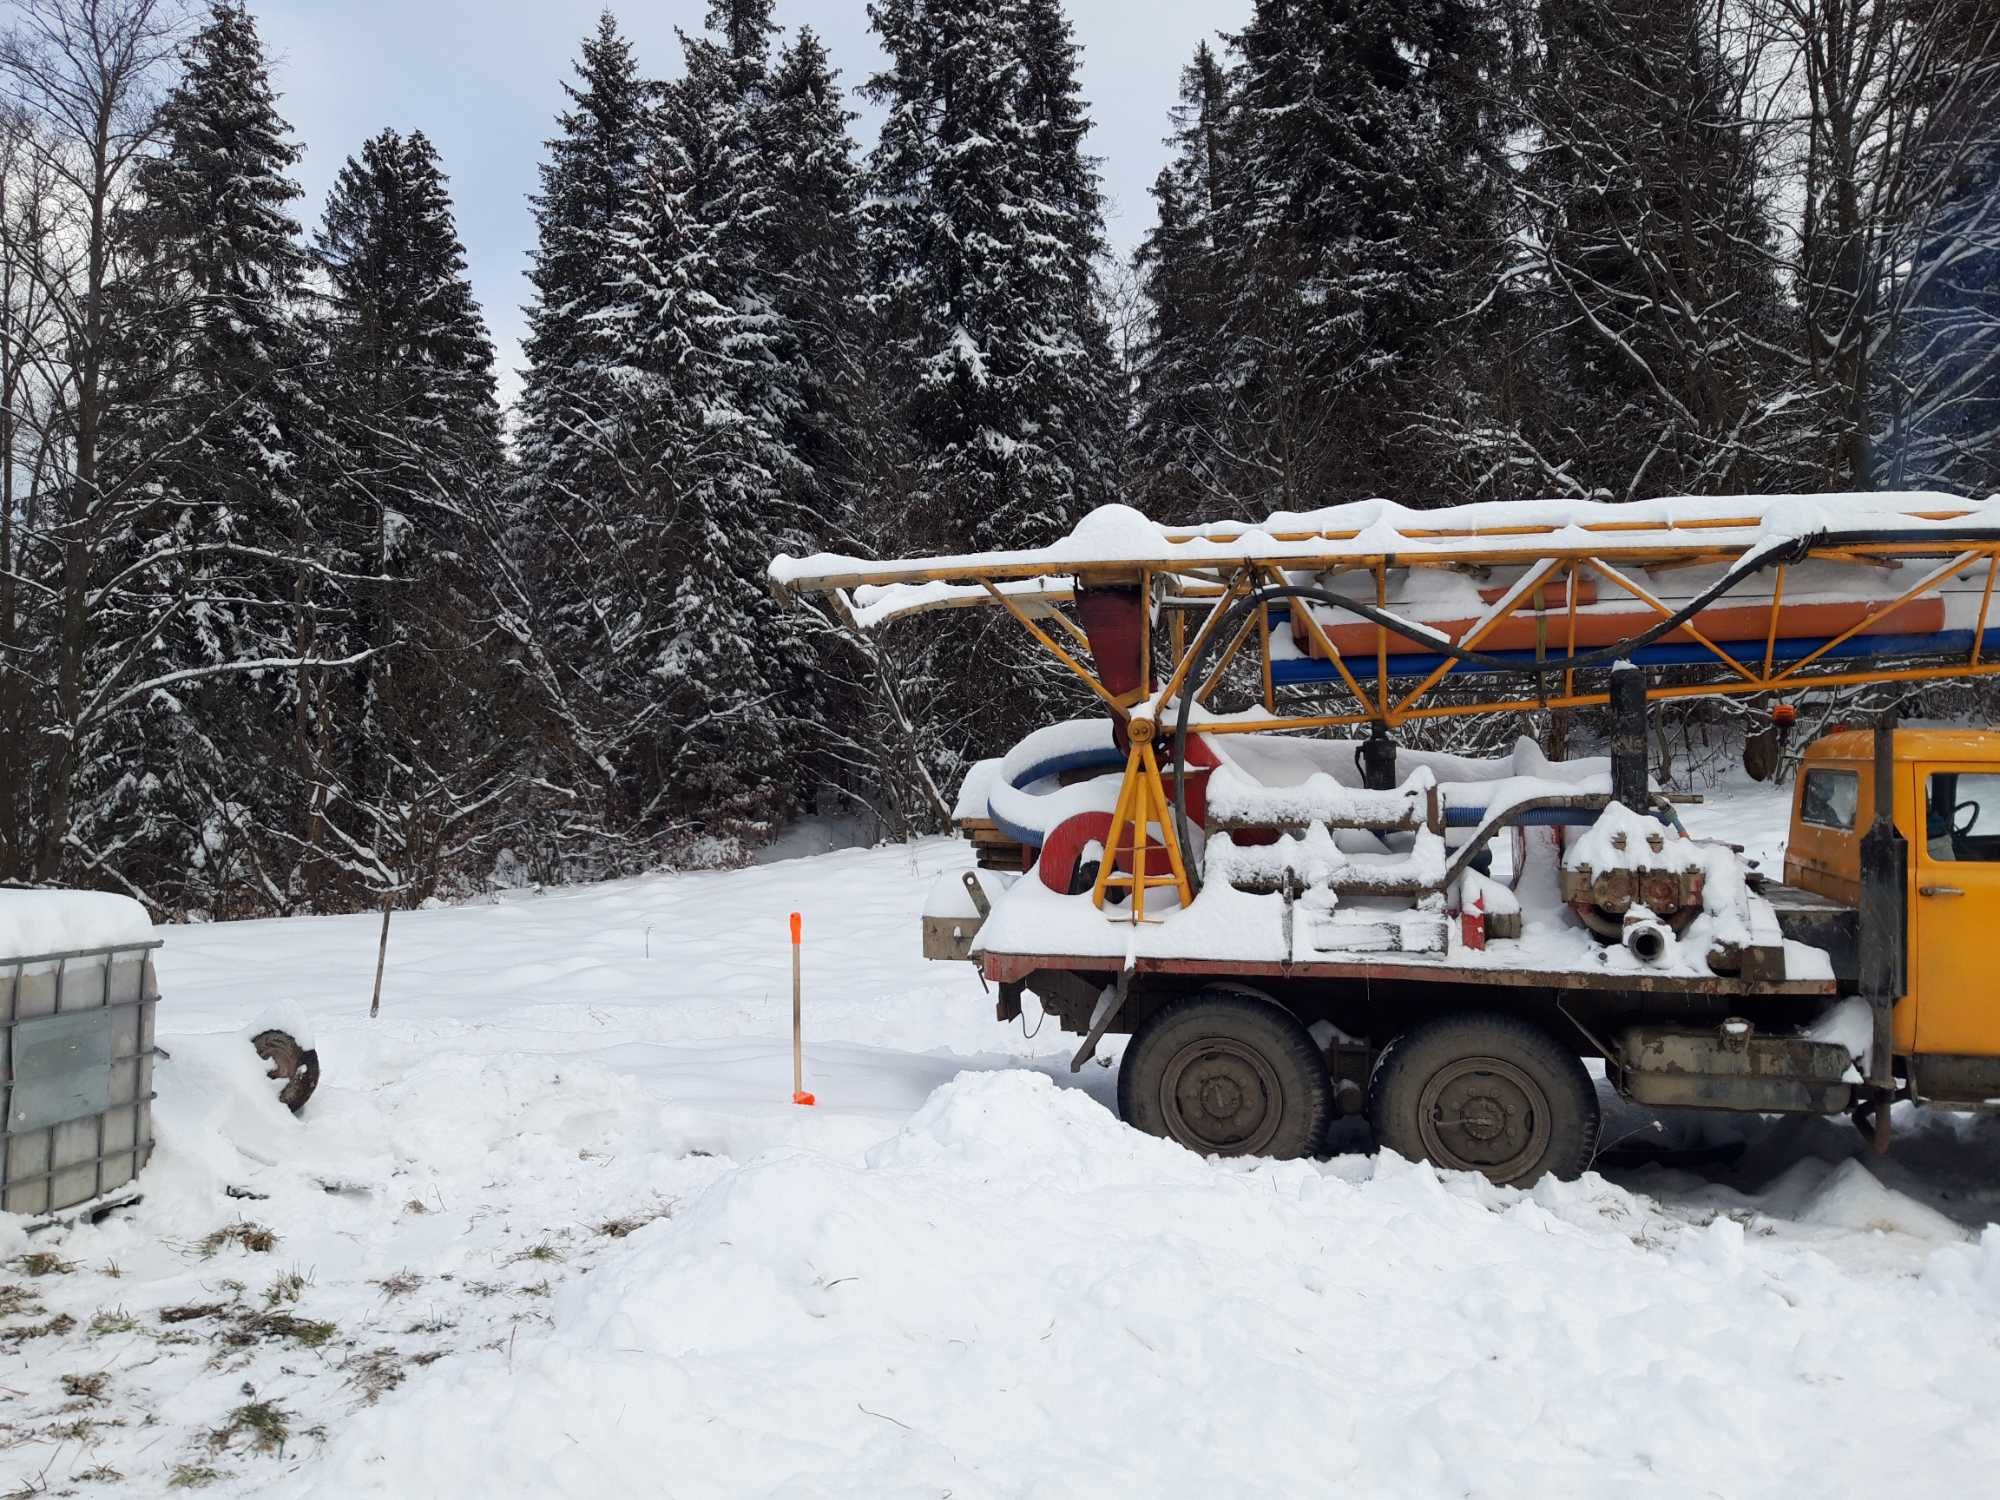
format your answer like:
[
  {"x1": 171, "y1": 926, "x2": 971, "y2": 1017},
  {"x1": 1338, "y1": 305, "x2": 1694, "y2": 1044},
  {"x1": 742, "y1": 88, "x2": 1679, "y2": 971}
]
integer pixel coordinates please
[{"x1": 1, "y1": 893, "x2": 160, "y2": 1218}]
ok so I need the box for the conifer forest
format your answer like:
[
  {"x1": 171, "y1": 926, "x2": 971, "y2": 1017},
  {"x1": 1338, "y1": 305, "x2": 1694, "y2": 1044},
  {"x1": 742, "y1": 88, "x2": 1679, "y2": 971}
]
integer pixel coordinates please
[{"x1": 0, "y1": 0, "x2": 1994, "y2": 917}]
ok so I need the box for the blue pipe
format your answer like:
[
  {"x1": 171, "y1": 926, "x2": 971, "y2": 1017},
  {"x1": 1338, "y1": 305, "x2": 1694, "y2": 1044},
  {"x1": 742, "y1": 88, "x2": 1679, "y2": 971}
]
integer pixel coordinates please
[
  {"x1": 989, "y1": 745, "x2": 1128, "y2": 850},
  {"x1": 1271, "y1": 627, "x2": 2000, "y2": 686}
]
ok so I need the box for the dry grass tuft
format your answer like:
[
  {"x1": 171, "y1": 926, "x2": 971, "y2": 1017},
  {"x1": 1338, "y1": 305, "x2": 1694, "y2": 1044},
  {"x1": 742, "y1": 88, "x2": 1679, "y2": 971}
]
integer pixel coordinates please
[
  {"x1": 198, "y1": 1223, "x2": 277, "y2": 1257},
  {"x1": 61, "y1": 1371, "x2": 109, "y2": 1401}
]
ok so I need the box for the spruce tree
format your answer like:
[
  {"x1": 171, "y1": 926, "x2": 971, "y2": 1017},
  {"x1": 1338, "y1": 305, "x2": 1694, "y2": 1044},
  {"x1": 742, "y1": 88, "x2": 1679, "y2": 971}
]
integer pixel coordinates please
[
  {"x1": 762, "y1": 26, "x2": 865, "y2": 517},
  {"x1": 1131, "y1": 41, "x2": 1235, "y2": 522},
  {"x1": 572, "y1": 6, "x2": 810, "y2": 854},
  {"x1": 310, "y1": 128, "x2": 512, "y2": 901},
  {"x1": 1893, "y1": 135, "x2": 2000, "y2": 496},
  {"x1": 1214, "y1": 0, "x2": 1508, "y2": 506},
  {"x1": 102, "y1": 0, "x2": 314, "y2": 912},
  {"x1": 508, "y1": 13, "x2": 653, "y2": 868},
  {"x1": 1882, "y1": 7, "x2": 2000, "y2": 498},
  {"x1": 1015, "y1": 0, "x2": 1119, "y2": 520},
  {"x1": 864, "y1": 0, "x2": 1117, "y2": 551},
  {"x1": 515, "y1": 13, "x2": 649, "y2": 538},
  {"x1": 1529, "y1": 0, "x2": 1797, "y2": 496}
]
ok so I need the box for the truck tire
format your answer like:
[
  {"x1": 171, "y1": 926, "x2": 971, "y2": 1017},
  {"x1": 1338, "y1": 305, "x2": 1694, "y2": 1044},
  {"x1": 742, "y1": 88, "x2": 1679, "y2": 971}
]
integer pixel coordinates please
[
  {"x1": 1368, "y1": 1013, "x2": 1598, "y2": 1185},
  {"x1": 1118, "y1": 991, "x2": 1333, "y2": 1159}
]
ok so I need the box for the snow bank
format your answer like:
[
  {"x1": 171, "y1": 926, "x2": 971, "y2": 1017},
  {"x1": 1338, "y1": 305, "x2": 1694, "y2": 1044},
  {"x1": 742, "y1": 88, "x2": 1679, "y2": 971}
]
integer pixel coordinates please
[
  {"x1": 277, "y1": 1070, "x2": 2000, "y2": 1500},
  {"x1": 2, "y1": 827, "x2": 1993, "y2": 1498},
  {"x1": 951, "y1": 756, "x2": 1001, "y2": 822},
  {"x1": 0, "y1": 889, "x2": 153, "y2": 959}
]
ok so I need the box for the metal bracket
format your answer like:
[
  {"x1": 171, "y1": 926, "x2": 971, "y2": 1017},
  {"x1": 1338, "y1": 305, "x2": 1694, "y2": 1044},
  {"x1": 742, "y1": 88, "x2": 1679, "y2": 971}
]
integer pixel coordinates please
[
  {"x1": 961, "y1": 870, "x2": 991, "y2": 918},
  {"x1": 1070, "y1": 968, "x2": 1134, "y2": 1072},
  {"x1": 1557, "y1": 996, "x2": 1621, "y2": 1070}
]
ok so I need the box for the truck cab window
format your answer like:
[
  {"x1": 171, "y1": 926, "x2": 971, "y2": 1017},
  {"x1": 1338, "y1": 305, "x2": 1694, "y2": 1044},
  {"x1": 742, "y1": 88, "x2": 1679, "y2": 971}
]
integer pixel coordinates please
[
  {"x1": 1926, "y1": 773, "x2": 2000, "y2": 862},
  {"x1": 1799, "y1": 769, "x2": 1858, "y2": 830}
]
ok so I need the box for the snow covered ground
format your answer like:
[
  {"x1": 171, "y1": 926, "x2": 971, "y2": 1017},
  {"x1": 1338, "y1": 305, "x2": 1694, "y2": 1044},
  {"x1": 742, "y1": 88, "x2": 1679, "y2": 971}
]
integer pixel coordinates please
[{"x1": 6, "y1": 781, "x2": 2000, "y2": 1497}]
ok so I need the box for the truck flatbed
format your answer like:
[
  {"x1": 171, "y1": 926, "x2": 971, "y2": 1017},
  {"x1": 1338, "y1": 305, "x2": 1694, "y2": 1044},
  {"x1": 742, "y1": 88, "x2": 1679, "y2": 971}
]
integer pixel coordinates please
[{"x1": 978, "y1": 945, "x2": 1840, "y2": 998}]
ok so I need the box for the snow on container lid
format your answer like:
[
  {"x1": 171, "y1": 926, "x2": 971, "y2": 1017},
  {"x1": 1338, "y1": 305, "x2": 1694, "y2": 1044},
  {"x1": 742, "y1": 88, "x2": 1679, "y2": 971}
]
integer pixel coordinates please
[{"x1": 0, "y1": 890, "x2": 154, "y2": 961}]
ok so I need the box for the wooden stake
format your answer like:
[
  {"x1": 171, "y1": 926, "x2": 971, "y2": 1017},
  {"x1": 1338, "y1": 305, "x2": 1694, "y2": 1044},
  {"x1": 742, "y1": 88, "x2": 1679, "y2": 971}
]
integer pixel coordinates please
[{"x1": 369, "y1": 899, "x2": 392, "y2": 1019}]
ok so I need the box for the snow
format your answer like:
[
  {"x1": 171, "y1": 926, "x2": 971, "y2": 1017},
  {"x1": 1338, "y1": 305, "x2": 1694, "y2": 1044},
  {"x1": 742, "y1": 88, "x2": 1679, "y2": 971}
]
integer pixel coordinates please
[
  {"x1": 845, "y1": 575, "x2": 1070, "y2": 630},
  {"x1": 0, "y1": 889, "x2": 154, "y2": 960},
  {"x1": 983, "y1": 716, "x2": 1123, "y2": 843},
  {"x1": 6, "y1": 788, "x2": 2000, "y2": 1497},
  {"x1": 964, "y1": 725, "x2": 1747, "y2": 978},
  {"x1": 1205, "y1": 760, "x2": 1436, "y2": 828},
  {"x1": 770, "y1": 489, "x2": 2000, "y2": 591},
  {"x1": 1562, "y1": 801, "x2": 1706, "y2": 877},
  {"x1": 950, "y1": 755, "x2": 1001, "y2": 822},
  {"x1": 1810, "y1": 995, "x2": 1877, "y2": 1080},
  {"x1": 921, "y1": 866, "x2": 1013, "y2": 921},
  {"x1": 1206, "y1": 731, "x2": 1610, "y2": 797}
]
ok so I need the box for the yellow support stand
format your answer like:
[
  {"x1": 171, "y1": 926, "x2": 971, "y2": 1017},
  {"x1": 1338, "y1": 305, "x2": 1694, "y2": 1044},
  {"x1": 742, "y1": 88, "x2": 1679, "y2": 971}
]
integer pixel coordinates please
[{"x1": 1090, "y1": 727, "x2": 1195, "y2": 923}]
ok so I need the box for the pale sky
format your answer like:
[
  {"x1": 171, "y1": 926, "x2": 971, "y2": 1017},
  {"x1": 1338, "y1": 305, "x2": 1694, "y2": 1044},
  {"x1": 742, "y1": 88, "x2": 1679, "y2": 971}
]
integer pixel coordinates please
[{"x1": 247, "y1": 0, "x2": 1252, "y2": 407}]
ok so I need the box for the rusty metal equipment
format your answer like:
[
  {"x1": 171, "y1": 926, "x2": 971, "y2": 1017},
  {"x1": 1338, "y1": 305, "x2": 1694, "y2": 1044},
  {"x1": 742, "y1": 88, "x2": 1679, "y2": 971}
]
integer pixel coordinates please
[
  {"x1": 1558, "y1": 826, "x2": 1707, "y2": 938},
  {"x1": 1615, "y1": 1021, "x2": 1855, "y2": 1114}
]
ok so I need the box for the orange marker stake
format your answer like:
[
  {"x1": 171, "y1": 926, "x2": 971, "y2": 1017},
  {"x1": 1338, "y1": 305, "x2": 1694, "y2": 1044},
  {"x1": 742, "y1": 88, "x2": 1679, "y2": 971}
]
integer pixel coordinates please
[{"x1": 790, "y1": 912, "x2": 815, "y2": 1106}]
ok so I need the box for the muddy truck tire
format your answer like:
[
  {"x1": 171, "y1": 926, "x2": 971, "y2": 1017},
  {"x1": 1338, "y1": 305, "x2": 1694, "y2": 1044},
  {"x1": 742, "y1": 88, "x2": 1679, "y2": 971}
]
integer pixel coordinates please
[
  {"x1": 1118, "y1": 990, "x2": 1333, "y2": 1160},
  {"x1": 1369, "y1": 1013, "x2": 1599, "y2": 1185}
]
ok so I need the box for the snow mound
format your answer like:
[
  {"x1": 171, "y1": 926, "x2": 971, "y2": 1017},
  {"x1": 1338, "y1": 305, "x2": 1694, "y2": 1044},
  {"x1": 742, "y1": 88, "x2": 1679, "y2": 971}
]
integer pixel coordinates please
[
  {"x1": 1795, "y1": 1158, "x2": 1969, "y2": 1241},
  {"x1": 866, "y1": 1068, "x2": 1200, "y2": 1184},
  {"x1": 0, "y1": 888, "x2": 152, "y2": 958},
  {"x1": 275, "y1": 1071, "x2": 2000, "y2": 1500}
]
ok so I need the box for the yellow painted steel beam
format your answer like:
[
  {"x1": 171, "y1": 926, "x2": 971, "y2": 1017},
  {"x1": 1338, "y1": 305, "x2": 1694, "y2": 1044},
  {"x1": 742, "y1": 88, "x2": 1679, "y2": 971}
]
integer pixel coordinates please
[
  {"x1": 1976, "y1": 556, "x2": 1999, "y2": 667},
  {"x1": 1196, "y1": 608, "x2": 1264, "y2": 707},
  {"x1": 1271, "y1": 564, "x2": 1373, "y2": 716},
  {"x1": 1562, "y1": 562, "x2": 1581, "y2": 700},
  {"x1": 1146, "y1": 576, "x2": 1250, "y2": 726},
  {"x1": 1386, "y1": 555, "x2": 1567, "y2": 719},
  {"x1": 1585, "y1": 558, "x2": 1757, "y2": 683},
  {"x1": 1763, "y1": 564, "x2": 1787, "y2": 678},
  {"x1": 1259, "y1": 600, "x2": 1275, "y2": 714},
  {"x1": 980, "y1": 581, "x2": 1132, "y2": 716},
  {"x1": 1769, "y1": 551, "x2": 1981, "y2": 684},
  {"x1": 1089, "y1": 740, "x2": 1193, "y2": 920}
]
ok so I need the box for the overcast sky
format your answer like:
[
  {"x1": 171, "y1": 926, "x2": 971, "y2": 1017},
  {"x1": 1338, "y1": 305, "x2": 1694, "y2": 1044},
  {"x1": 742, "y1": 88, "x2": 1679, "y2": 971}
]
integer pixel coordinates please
[{"x1": 247, "y1": 0, "x2": 1252, "y2": 407}]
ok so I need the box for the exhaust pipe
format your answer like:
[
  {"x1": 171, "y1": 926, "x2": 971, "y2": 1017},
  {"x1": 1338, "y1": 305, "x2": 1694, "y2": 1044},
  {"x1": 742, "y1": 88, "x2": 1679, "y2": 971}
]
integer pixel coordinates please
[{"x1": 1623, "y1": 918, "x2": 1670, "y2": 964}]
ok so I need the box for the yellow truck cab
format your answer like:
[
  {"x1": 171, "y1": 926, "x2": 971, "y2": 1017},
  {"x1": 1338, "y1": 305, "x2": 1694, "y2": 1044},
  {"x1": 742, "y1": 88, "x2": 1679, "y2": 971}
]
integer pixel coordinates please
[{"x1": 1788, "y1": 729, "x2": 2000, "y2": 1101}]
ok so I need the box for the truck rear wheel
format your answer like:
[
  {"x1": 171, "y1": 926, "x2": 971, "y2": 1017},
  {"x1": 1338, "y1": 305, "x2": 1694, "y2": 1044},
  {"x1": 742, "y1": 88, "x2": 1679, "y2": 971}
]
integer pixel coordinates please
[
  {"x1": 1368, "y1": 1014, "x2": 1598, "y2": 1185},
  {"x1": 1118, "y1": 991, "x2": 1333, "y2": 1159}
]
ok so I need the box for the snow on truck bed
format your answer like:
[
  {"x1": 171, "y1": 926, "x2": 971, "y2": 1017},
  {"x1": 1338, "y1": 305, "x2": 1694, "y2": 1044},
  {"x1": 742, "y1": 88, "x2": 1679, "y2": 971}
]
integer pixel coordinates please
[
  {"x1": 965, "y1": 726, "x2": 1824, "y2": 984},
  {"x1": 2, "y1": 796, "x2": 1998, "y2": 1498}
]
